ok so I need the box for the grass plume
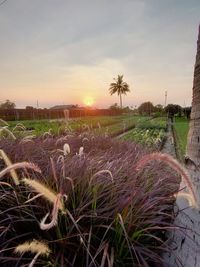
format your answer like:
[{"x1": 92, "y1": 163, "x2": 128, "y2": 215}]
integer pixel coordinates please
[
  {"x1": 0, "y1": 149, "x2": 19, "y2": 185},
  {"x1": 22, "y1": 178, "x2": 64, "y2": 211},
  {"x1": 0, "y1": 162, "x2": 41, "y2": 180},
  {"x1": 14, "y1": 239, "x2": 50, "y2": 256},
  {"x1": 0, "y1": 127, "x2": 16, "y2": 140}
]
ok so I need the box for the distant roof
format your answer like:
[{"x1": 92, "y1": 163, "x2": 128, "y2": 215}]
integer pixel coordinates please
[{"x1": 50, "y1": 105, "x2": 76, "y2": 110}]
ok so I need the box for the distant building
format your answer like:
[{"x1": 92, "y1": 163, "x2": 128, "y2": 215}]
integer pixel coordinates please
[{"x1": 50, "y1": 104, "x2": 77, "y2": 110}]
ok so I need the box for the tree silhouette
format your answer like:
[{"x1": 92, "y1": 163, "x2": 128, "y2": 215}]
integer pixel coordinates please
[
  {"x1": 0, "y1": 100, "x2": 15, "y2": 109},
  {"x1": 109, "y1": 75, "x2": 130, "y2": 108}
]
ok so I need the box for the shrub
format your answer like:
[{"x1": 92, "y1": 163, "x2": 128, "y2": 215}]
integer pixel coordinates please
[{"x1": 0, "y1": 134, "x2": 183, "y2": 266}]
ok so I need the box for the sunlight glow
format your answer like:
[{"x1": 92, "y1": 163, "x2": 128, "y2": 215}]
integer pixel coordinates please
[{"x1": 84, "y1": 96, "x2": 94, "y2": 107}]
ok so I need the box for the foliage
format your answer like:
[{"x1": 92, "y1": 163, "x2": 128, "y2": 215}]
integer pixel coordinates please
[
  {"x1": 182, "y1": 107, "x2": 191, "y2": 119},
  {"x1": 5, "y1": 116, "x2": 128, "y2": 137},
  {"x1": 154, "y1": 104, "x2": 164, "y2": 113},
  {"x1": 0, "y1": 100, "x2": 15, "y2": 109},
  {"x1": 94, "y1": 116, "x2": 148, "y2": 137},
  {"x1": 173, "y1": 117, "x2": 189, "y2": 161},
  {"x1": 0, "y1": 134, "x2": 181, "y2": 267},
  {"x1": 120, "y1": 118, "x2": 167, "y2": 149},
  {"x1": 2, "y1": 116, "x2": 147, "y2": 139},
  {"x1": 137, "y1": 117, "x2": 167, "y2": 130},
  {"x1": 109, "y1": 75, "x2": 130, "y2": 108},
  {"x1": 165, "y1": 104, "x2": 182, "y2": 117},
  {"x1": 109, "y1": 103, "x2": 120, "y2": 110},
  {"x1": 138, "y1": 102, "x2": 155, "y2": 115},
  {"x1": 121, "y1": 128, "x2": 166, "y2": 148}
]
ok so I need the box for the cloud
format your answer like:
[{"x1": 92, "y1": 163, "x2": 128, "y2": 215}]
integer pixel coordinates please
[{"x1": 0, "y1": 0, "x2": 199, "y2": 107}]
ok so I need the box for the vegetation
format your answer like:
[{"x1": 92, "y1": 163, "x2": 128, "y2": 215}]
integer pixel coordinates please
[
  {"x1": 0, "y1": 100, "x2": 16, "y2": 109},
  {"x1": 4, "y1": 116, "x2": 128, "y2": 137},
  {"x1": 173, "y1": 117, "x2": 189, "y2": 160},
  {"x1": 121, "y1": 128, "x2": 166, "y2": 148},
  {"x1": 94, "y1": 116, "x2": 148, "y2": 137},
  {"x1": 0, "y1": 133, "x2": 183, "y2": 266},
  {"x1": 165, "y1": 104, "x2": 182, "y2": 117},
  {"x1": 109, "y1": 75, "x2": 130, "y2": 108},
  {"x1": 137, "y1": 117, "x2": 167, "y2": 130},
  {"x1": 0, "y1": 116, "x2": 149, "y2": 139},
  {"x1": 138, "y1": 102, "x2": 155, "y2": 116},
  {"x1": 109, "y1": 103, "x2": 132, "y2": 113},
  {"x1": 120, "y1": 118, "x2": 167, "y2": 149}
]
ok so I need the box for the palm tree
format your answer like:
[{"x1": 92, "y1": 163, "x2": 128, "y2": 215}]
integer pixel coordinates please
[
  {"x1": 186, "y1": 25, "x2": 200, "y2": 166},
  {"x1": 109, "y1": 75, "x2": 130, "y2": 108}
]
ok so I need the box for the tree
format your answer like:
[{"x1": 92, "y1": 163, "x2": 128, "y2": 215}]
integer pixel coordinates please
[
  {"x1": 26, "y1": 106, "x2": 35, "y2": 110},
  {"x1": 109, "y1": 103, "x2": 120, "y2": 110},
  {"x1": 109, "y1": 75, "x2": 130, "y2": 108},
  {"x1": 186, "y1": 26, "x2": 200, "y2": 164},
  {"x1": 154, "y1": 104, "x2": 163, "y2": 113},
  {"x1": 0, "y1": 100, "x2": 15, "y2": 109},
  {"x1": 138, "y1": 102, "x2": 154, "y2": 115},
  {"x1": 183, "y1": 107, "x2": 191, "y2": 119},
  {"x1": 165, "y1": 104, "x2": 182, "y2": 117}
]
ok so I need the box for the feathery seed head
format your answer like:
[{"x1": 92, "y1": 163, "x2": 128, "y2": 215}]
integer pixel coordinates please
[
  {"x1": 0, "y1": 127, "x2": 16, "y2": 140},
  {"x1": 0, "y1": 149, "x2": 19, "y2": 185},
  {"x1": 79, "y1": 146, "x2": 84, "y2": 156},
  {"x1": 0, "y1": 118, "x2": 9, "y2": 126},
  {"x1": 14, "y1": 240, "x2": 50, "y2": 256},
  {"x1": 22, "y1": 178, "x2": 64, "y2": 211},
  {"x1": 63, "y1": 143, "x2": 70, "y2": 155},
  {"x1": 0, "y1": 162, "x2": 41, "y2": 180}
]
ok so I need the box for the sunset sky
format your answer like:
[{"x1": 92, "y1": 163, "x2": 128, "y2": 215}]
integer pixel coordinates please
[{"x1": 0, "y1": 0, "x2": 200, "y2": 108}]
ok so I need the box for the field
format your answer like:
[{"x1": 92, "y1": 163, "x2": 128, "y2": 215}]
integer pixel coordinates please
[
  {"x1": 173, "y1": 117, "x2": 189, "y2": 160},
  {"x1": 120, "y1": 117, "x2": 167, "y2": 149},
  {"x1": 0, "y1": 115, "x2": 186, "y2": 266},
  {"x1": 1, "y1": 115, "x2": 151, "y2": 139},
  {"x1": 7, "y1": 116, "x2": 125, "y2": 136}
]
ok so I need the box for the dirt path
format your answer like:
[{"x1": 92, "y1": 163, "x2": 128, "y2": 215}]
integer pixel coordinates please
[
  {"x1": 161, "y1": 120, "x2": 176, "y2": 157},
  {"x1": 162, "y1": 120, "x2": 200, "y2": 267}
]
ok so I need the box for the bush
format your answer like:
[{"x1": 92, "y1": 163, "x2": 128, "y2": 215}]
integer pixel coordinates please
[{"x1": 0, "y1": 134, "x2": 182, "y2": 266}]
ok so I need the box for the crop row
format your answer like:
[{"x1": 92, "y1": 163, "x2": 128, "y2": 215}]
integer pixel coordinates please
[
  {"x1": 137, "y1": 117, "x2": 167, "y2": 130},
  {"x1": 120, "y1": 127, "x2": 166, "y2": 148},
  {"x1": 0, "y1": 116, "x2": 149, "y2": 139},
  {"x1": 93, "y1": 116, "x2": 149, "y2": 137},
  {"x1": 0, "y1": 116, "x2": 128, "y2": 138}
]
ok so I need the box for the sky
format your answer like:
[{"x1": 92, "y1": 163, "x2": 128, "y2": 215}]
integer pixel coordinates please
[{"x1": 0, "y1": 0, "x2": 200, "y2": 109}]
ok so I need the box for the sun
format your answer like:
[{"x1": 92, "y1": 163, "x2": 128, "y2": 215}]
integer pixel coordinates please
[{"x1": 84, "y1": 96, "x2": 94, "y2": 107}]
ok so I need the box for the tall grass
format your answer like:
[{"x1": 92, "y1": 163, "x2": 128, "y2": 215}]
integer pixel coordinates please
[{"x1": 0, "y1": 134, "x2": 183, "y2": 266}]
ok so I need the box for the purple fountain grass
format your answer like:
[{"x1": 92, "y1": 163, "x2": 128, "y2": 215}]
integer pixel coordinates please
[
  {"x1": 40, "y1": 193, "x2": 62, "y2": 230},
  {"x1": 0, "y1": 161, "x2": 41, "y2": 179},
  {"x1": 0, "y1": 134, "x2": 182, "y2": 266},
  {"x1": 134, "y1": 152, "x2": 198, "y2": 207},
  {"x1": 89, "y1": 169, "x2": 114, "y2": 185}
]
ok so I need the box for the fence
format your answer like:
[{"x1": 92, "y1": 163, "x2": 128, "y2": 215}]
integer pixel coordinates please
[{"x1": 0, "y1": 108, "x2": 123, "y2": 121}]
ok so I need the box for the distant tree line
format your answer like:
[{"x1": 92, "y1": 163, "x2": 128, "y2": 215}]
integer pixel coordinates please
[
  {"x1": 109, "y1": 101, "x2": 191, "y2": 119},
  {"x1": 0, "y1": 100, "x2": 15, "y2": 109},
  {"x1": 0, "y1": 99, "x2": 191, "y2": 119},
  {"x1": 137, "y1": 102, "x2": 191, "y2": 118}
]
